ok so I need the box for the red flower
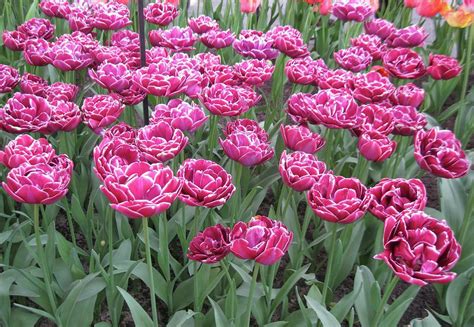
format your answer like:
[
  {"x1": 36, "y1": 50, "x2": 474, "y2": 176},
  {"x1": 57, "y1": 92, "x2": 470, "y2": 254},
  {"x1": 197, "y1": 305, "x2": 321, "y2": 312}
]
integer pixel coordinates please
[
  {"x1": 100, "y1": 162, "x2": 182, "y2": 218},
  {"x1": 0, "y1": 134, "x2": 56, "y2": 169},
  {"x1": 352, "y1": 71, "x2": 395, "y2": 104},
  {"x1": 415, "y1": 0, "x2": 446, "y2": 17},
  {"x1": 307, "y1": 174, "x2": 371, "y2": 224},
  {"x1": 427, "y1": 54, "x2": 463, "y2": 80},
  {"x1": 3, "y1": 155, "x2": 73, "y2": 205},
  {"x1": 188, "y1": 15, "x2": 219, "y2": 34},
  {"x1": 144, "y1": 2, "x2": 179, "y2": 26},
  {"x1": 368, "y1": 178, "x2": 427, "y2": 221},
  {"x1": 389, "y1": 83, "x2": 425, "y2": 107},
  {"x1": 390, "y1": 105, "x2": 427, "y2": 136},
  {"x1": 414, "y1": 128, "x2": 470, "y2": 179},
  {"x1": 383, "y1": 48, "x2": 426, "y2": 79},
  {"x1": 178, "y1": 159, "x2": 236, "y2": 208},
  {"x1": 280, "y1": 124, "x2": 325, "y2": 153},
  {"x1": 0, "y1": 65, "x2": 20, "y2": 94},
  {"x1": 81, "y1": 94, "x2": 125, "y2": 134},
  {"x1": 151, "y1": 99, "x2": 208, "y2": 133},
  {"x1": 240, "y1": 0, "x2": 262, "y2": 13},
  {"x1": 230, "y1": 215, "x2": 293, "y2": 265},
  {"x1": 188, "y1": 225, "x2": 231, "y2": 263},
  {"x1": 374, "y1": 210, "x2": 461, "y2": 286},
  {"x1": 358, "y1": 131, "x2": 397, "y2": 162},
  {"x1": 136, "y1": 121, "x2": 188, "y2": 163},
  {"x1": 386, "y1": 25, "x2": 429, "y2": 48},
  {"x1": 279, "y1": 151, "x2": 327, "y2": 192},
  {"x1": 201, "y1": 29, "x2": 235, "y2": 49}
]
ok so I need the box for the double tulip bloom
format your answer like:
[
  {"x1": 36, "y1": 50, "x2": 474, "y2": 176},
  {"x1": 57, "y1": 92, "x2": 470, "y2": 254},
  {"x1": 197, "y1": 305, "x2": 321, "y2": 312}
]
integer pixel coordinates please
[
  {"x1": 375, "y1": 211, "x2": 461, "y2": 286},
  {"x1": 334, "y1": 46, "x2": 373, "y2": 73},
  {"x1": 364, "y1": 18, "x2": 396, "y2": 40},
  {"x1": 89, "y1": 62, "x2": 133, "y2": 93},
  {"x1": 352, "y1": 71, "x2": 395, "y2": 104},
  {"x1": 390, "y1": 83, "x2": 425, "y2": 108},
  {"x1": 233, "y1": 30, "x2": 279, "y2": 60},
  {"x1": 427, "y1": 54, "x2": 463, "y2": 80},
  {"x1": 383, "y1": 48, "x2": 426, "y2": 79},
  {"x1": 151, "y1": 99, "x2": 208, "y2": 133},
  {"x1": 279, "y1": 151, "x2": 327, "y2": 192},
  {"x1": 353, "y1": 104, "x2": 395, "y2": 136},
  {"x1": 280, "y1": 124, "x2": 326, "y2": 154},
  {"x1": 91, "y1": 1, "x2": 132, "y2": 30},
  {"x1": 358, "y1": 131, "x2": 397, "y2": 162},
  {"x1": 267, "y1": 25, "x2": 309, "y2": 58},
  {"x1": 312, "y1": 89, "x2": 360, "y2": 129},
  {"x1": 414, "y1": 128, "x2": 470, "y2": 179},
  {"x1": 386, "y1": 25, "x2": 428, "y2": 48},
  {"x1": 144, "y1": 2, "x2": 179, "y2": 26},
  {"x1": 199, "y1": 83, "x2": 260, "y2": 116},
  {"x1": 0, "y1": 65, "x2": 20, "y2": 94},
  {"x1": 0, "y1": 135, "x2": 55, "y2": 169},
  {"x1": 188, "y1": 15, "x2": 219, "y2": 34},
  {"x1": 390, "y1": 105, "x2": 427, "y2": 136},
  {"x1": 285, "y1": 57, "x2": 327, "y2": 85},
  {"x1": 178, "y1": 159, "x2": 236, "y2": 208},
  {"x1": 234, "y1": 59, "x2": 274, "y2": 86},
  {"x1": 188, "y1": 224, "x2": 231, "y2": 263},
  {"x1": 149, "y1": 27, "x2": 197, "y2": 52},
  {"x1": 201, "y1": 29, "x2": 235, "y2": 49},
  {"x1": 81, "y1": 94, "x2": 125, "y2": 134},
  {"x1": 332, "y1": 0, "x2": 376, "y2": 22}
]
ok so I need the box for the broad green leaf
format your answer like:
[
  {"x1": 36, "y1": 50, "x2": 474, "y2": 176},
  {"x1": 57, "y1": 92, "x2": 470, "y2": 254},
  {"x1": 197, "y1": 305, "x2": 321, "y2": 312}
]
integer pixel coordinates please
[
  {"x1": 270, "y1": 264, "x2": 310, "y2": 315},
  {"x1": 305, "y1": 296, "x2": 341, "y2": 327},
  {"x1": 166, "y1": 310, "x2": 196, "y2": 327},
  {"x1": 209, "y1": 298, "x2": 230, "y2": 327},
  {"x1": 117, "y1": 287, "x2": 153, "y2": 327},
  {"x1": 10, "y1": 307, "x2": 41, "y2": 327},
  {"x1": 330, "y1": 280, "x2": 362, "y2": 323},
  {"x1": 410, "y1": 311, "x2": 441, "y2": 327}
]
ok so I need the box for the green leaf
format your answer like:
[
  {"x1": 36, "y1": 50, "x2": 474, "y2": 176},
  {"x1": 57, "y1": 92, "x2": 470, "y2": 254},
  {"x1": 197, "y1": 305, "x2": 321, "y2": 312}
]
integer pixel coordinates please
[
  {"x1": 13, "y1": 304, "x2": 56, "y2": 322},
  {"x1": 24, "y1": 0, "x2": 39, "y2": 20},
  {"x1": 330, "y1": 280, "x2": 362, "y2": 323},
  {"x1": 166, "y1": 310, "x2": 196, "y2": 327},
  {"x1": 270, "y1": 264, "x2": 310, "y2": 315},
  {"x1": 0, "y1": 275, "x2": 15, "y2": 325},
  {"x1": 354, "y1": 266, "x2": 380, "y2": 327},
  {"x1": 410, "y1": 311, "x2": 441, "y2": 327},
  {"x1": 439, "y1": 178, "x2": 467, "y2": 233},
  {"x1": 446, "y1": 270, "x2": 471, "y2": 322},
  {"x1": 305, "y1": 295, "x2": 341, "y2": 327},
  {"x1": 380, "y1": 285, "x2": 418, "y2": 327},
  {"x1": 117, "y1": 287, "x2": 153, "y2": 327},
  {"x1": 209, "y1": 298, "x2": 230, "y2": 327},
  {"x1": 10, "y1": 307, "x2": 41, "y2": 327}
]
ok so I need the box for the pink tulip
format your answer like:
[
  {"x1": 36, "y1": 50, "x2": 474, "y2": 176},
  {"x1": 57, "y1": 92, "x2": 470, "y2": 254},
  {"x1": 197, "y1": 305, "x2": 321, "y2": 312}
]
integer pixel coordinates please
[
  {"x1": 111, "y1": 30, "x2": 140, "y2": 52},
  {"x1": 201, "y1": 29, "x2": 235, "y2": 49},
  {"x1": 195, "y1": 53, "x2": 222, "y2": 70},
  {"x1": 100, "y1": 162, "x2": 183, "y2": 218},
  {"x1": 199, "y1": 83, "x2": 260, "y2": 116},
  {"x1": 112, "y1": 84, "x2": 147, "y2": 106},
  {"x1": 386, "y1": 25, "x2": 428, "y2": 48},
  {"x1": 23, "y1": 39, "x2": 52, "y2": 67},
  {"x1": 81, "y1": 94, "x2": 125, "y2": 134},
  {"x1": 151, "y1": 99, "x2": 208, "y2": 133},
  {"x1": 50, "y1": 40, "x2": 94, "y2": 71},
  {"x1": 2, "y1": 30, "x2": 28, "y2": 51},
  {"x1": 334, "y1": 46, "x2": 373, "y2": 72},
  {"x1": 49, "y1": 101, "x2": 82, "y2": 132},
  {"x1": 280, "y1": 124, "x2": 325, "y2": 154},
  {"x1": 89, "y1": 62, "x2": 133, "y2": 93},
  {"x1": 382, "y1": 48, "x2": 426, "y2": 79},
  {"x1": 67, "y1": 6, "x2": 94, "y2": 33},
  {"x1": 368, "y1": 178, "x2": 427, "y2": 221},
  {"x1": 188, "y1": 224, "x2": 231, "y2": 263},
  {"x1": 202, "y1": 64, "x2": 238, "y2": 86},
  {"x1": 414, "y1": 128, "x2": 470, "y2": 179},
  {"x1": 91, "y1": 45, "x2": 127, "y2": 65},
  {"x1": 285, "y1": 57, "x2": 327, "y2": 85},
  {"x1": 312, "y1": 89, "x2": 360, "y2": 129},
  {"x1": 240, "y1": 0, "x2": 262, "y2": 13},
  {"x1": 149, "y1": 27, "x2": 197, "y2": 52},
  {"x1": 350, "y1": 33, "x2": 386, "y2": 60},
  {"x1": 178, "y1": 159, "x2": 236, "y2": 208},
  {"x1": 188, "y1": 15, "x2": 219, "y2": 34},
  {"x1": 389, "y1": 83, "x2": 425, "y2": 107},
  {"x1": 279, "y1": 151, "x2": 327, "y2": 192},
  {"x1": 20, "y1": 73, "x2": 48, "y2": 97},
  {"x1": 230, "y1": 215, "x2": 293, "y2": 265},
  {"x1": 375, "y1": 210, "x2": 461, "y2": 286},
  {"x1": 132, "y1": 61, "x2": 189, "y2": 97},
  {"x1": 44, "y1": 82, "x2": 79, "y2": 103},
  {"x1": 136, "y1": 121, "x2": 188, "y2": 163},
  {"x1": 315, "y1": 69, "x2": 354, "y2": 89},
  {"x1": 39, "y1": 0, "x2": 71, "y2": 18},
  {"x1": 233, "y1": 30, "x2": 280, "y2": 60},
  {"x1": 307, "y1": 174, "x2": 371, "y2": 224},
  {"x1": 18, "y1": 18, "x2": 55, "y2": 40},
  {"x1": 266, "y1": 25, "x2": 309, "y2": 58},
  {"x1": 146, "y1": 46, "x2": 170, "y2": 64},
  {"x1": 91, "y1": 1, "x2": 131, "y2": 30},
  {"x1": 332, "y1": 0, "x2": 375, "y2": 22},
  {"x1": 390, "y1": 105, "x2": 427, "y2": 136},
  {"x1": 427, "y1": 54, "x2": 463, "y2": 80},
  {"x1": 352, "y1": 71, "x2": 395, "y2": 104},
  {"x1": 103, "y1": 122, "x2": 137, "y2": 143},
  {"x1": 353, "y1": 104, "x2": 394, "y2": 136},
  {"x1": 234, "y1": 59, "x2": 274, "y2": 86},
  {"x1": 286, "y1": 92, "x2": 318, "y2": 124},
  {"x1": 0, "y1": 135, "x2": 56, "y2": 169},
  {"x1": 358, "y1": 131, "x2": 397, "y2": 162},
  {"x1": 0, "y1": 65, "x2": 20, "y2": 94},
  {"x1": 3, "y1": 155, "x2": 73, "y2": 205},
  {"x1": 364, "y1": 18, "x2": 396, "y2": 40},
  {"x1": 144, "y1": 2, "x2": 179, "y2": 26}
]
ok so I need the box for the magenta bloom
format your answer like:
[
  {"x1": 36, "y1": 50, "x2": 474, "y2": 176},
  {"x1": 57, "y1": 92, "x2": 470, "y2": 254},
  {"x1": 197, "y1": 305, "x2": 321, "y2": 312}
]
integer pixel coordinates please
[
  {"x1": 49, "y1": 101, "x2": 82, "y2": 132},
  {"x1": 427, "y1": 54, "x2": 462, "y2": 80},
  {"x1": 390, "y1": 105, "x2": 427, "y2": 136},
  {"x1": 279, "y1": 151, "x2": 327, "y2": 192},
  {"x1": 103, "y1": 123, "x2": 137, "y2": 142},
  {"x1": 81, "y1": 94, "x2": 125, "y2": 134},
  {"x1": 146, "y1": 46, "x2": 169, "y2": 64},
  {"x1": 352, "y1": 71, "x2": 395, "y2": 104},
  {"x1": 368, "y1": 178, "x2": 427, "y2": 221},
  {"x1": 132, "y1": 61, "x2": 189, "y2": 97},
  {"x1": 0, "y1": 93, "x2": 51, "y2": 134},
  {"x1": 332, "y1": 0, "x2": 375, "y2": 22},
  {"x1": 375, "y1": 211, "x2": 461, "y2": 286},
  {"x1": 220, "y1": 120, "x2": 274, "y2": 167},
  {"x1": 390, "y1": 83, "x2": 425, "y2": 107},
  {"x1": 20, "y1": 73, "x2": 48, "y2": 97},
  {"x1": 233, "y1": 30, "x2": 279, "y2": 60},
  {"x1": 285, "y1": 57, "x2": 327, "y2": 85},
  {"x1": 230, "y1": 215, "x2": 293, "y2": 265},
  {"x1": 100, "y1": 162, "x2": 183, "y2": 219},
  {"x1": 334, "y1": 46, "x2": 372, "y2": 73},
  {"x1": 91, "y1": 1, "x2": 131, "y2": 30},
  {"x1": 149, "y1": 27, "x2": 197, "y2": 52},
  {"x1": 67, "y1": 7, "x2": 94, "y2": 34},
  {"x1": 201, "y1": 29, "x2": 235, "y2": 49},
  {"x1": 144, "y1": 2, "x2": 179, "y2": 26},
  {"x1": 280, "y1": 124, "x2": 325, "y2": 154},
  {"x1": 0, "y1": 135, "x2": 56, "y2": 169},
  {"x1": 202, "y1": 64, "x2": 238, "y2": 86},
  {"x1": 188, "y1": 225, "x2": 231, "y2": 263},
  {"x1": 414, "y1": 128, "x2": 470, "y2": 179},
  {"x1": 23, "y1": 39, "x2": 52, "y2": 67},
  {"x1": 111, "y1": 29, "x2": 140, "y2": 52},
  {"x1": 178, "y1": 159, "x2": 236, "y2": 208},
  {"x1": 93, "y1": 137, "x2": 143, "y2": 181},
  {"x1": 267, "y1": 25, "x2": 309, "y2": 58},
  {"x1": 2, "y1": 30, "x2": 28, "y2": 51},
  {"x1": 383, "y1": 48, "x2": 426, "y2": 79},
  {"x1": 315, "y1": 69, "x2": 354, "y2": 89},
  {"x1": 199, "y1": 83, "x2": 260, "y2": 116},
  {"x1": 188, "y1": 15, "x2": 219, "y2": 34},
  {"x1": 350, "y1": 34, "x2": 386, "y2": 60},
  {"x1": 136, "y1": 121, "x2": 188, "y2": 163},
  {"x1": 89, "y1": 62, "x2": 133, "y2": 93},
  {"x1": 353, "y1": 104, "x2": 394, "y2": 136},
  {"x1": 50, "y1": 40, "x2": 94, "y2": 71},
  {"x1": 39, "y1": 0, "x2": 70, "y2": 18},
  {"x1": 307, "y1": 174, "x2": 371, "y2": 224},
  {"x1": 234, "y1": 59, "x2": 274, "y2": 86},
  {"x1": 364, "y1": 18, "x2": 396, "y2": 40},
  {"x1": 44, "y1": 82, "x2": 79, "y2": 103},
  {"x1": 3, "y1": 156, "x2": 73, "y2": 205},
  {"x1": 91, "y1": 45, "x2": 126, "y2": 65},
  {"x1": 113, "y1": 84, "x2": 147, "y2": 106},
  {"x1": 358, "y1": 131, "x2": 397, "y2": 162},
  {"x1": 0, "y1": 65, "x2": 20, "y2": 94},
  {"x1": 151, "y1": 99, "x2": 207, "y2": 133},
  {"x1": 386, "y1": 25, "x2": 428, "y2": 48},
  {"x1": 224, "y1": 118, "x2": 266, "y2": 136},
  {"x1": 18, "y1": 18, "x2": 55, "y2": 40},
  {"x1": 286, "y1": 93, "x2": 316, "y2": 124},
  {"x1": 312, "y1": 89, "x2": 360, "y2": 129}
]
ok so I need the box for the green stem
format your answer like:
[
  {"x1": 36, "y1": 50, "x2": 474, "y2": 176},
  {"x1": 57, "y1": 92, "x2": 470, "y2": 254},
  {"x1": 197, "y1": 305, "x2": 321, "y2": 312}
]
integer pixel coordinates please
[
  {"x1": 372, "y1": 274, "x2": 399, "y2": 327},
  {"x1": 143, "y1": 218, "x2": 159, "y2": 327},
  {"x1": 107, "y1": 207, "x2": 117, "y2": 327},
  {"x1": 458, "y1": 185, "x2": 474, "y2": 245},
  {"x1": 321, "y1": 224, "x2": 338, "y2": 306},
  {"x1": 221, "y1": 261, "x2": 236, "y2": 320},
  {"x1": 33, "y1": 205, "x2": 59, "y2": 322},
  {"x1": 208, "y1": 115, "x2": 219, "y2": 159},
  {"x1": 457, "y1": 274, "x2": 474, "y2": 327},
  {"x1": 245, "y1": 263, "x2": 260, "y2": 327}
]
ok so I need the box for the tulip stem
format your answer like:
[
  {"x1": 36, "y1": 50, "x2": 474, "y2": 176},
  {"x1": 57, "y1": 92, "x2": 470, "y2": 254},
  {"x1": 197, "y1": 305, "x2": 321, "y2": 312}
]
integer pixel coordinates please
[
  {"x1": 456, "y1": 273, "x2": 474, "y2": 326},
  {"x1": 33, "y1": 204, "x2": 59, "y2": 323},
  {"x1": 107, "y1": 207, "x2": 118, "y2": 327},
  {"x1": 245, "y1": 263, "x2": 260, "y2": 327},
  {"x1": 208, "y1": 115, "x2": 219, "y2": 159},
  {"x1": 372, "y1": 274, "x2": 399, "y2": 327},
  {"x1": 143, "y1": 218, "x2": 159, "y2": 327},
  {"x1": 321, "y1": 224, "x2": 338, "y2": 306}
]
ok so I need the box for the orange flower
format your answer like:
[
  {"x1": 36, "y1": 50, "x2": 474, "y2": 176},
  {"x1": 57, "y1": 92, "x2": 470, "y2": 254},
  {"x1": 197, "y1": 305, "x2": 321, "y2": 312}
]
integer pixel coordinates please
[
  {"x1": 370, "y1": 65, "x2": 390, "y2": 77},
  {"x1": 415, "y1": 0, "x2": 446, "y2": 17},
  {"x1": 443, "y1": 7, "x2": 474, "y2": 28}
]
